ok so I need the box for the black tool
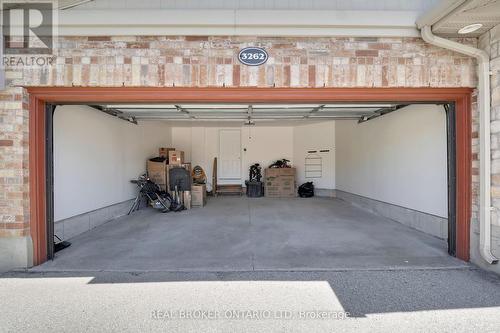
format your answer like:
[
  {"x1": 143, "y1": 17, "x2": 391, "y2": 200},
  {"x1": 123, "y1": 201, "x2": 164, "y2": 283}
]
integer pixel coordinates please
[
  {"x1": 54, "y1": 235, "x2": 71, "y2": 253},
  {"x1": 269, "y1": 159, "x2": 291, "y2": 168},
  {"x1": 128, "y1": 174, "x2": 174, "y2": 214},
  {"x1": 249, "y1": 163, "x2": 262, "y2": 182},
  {"x1": 169, "y1": 167, "x2": 192, "y2": 211}
]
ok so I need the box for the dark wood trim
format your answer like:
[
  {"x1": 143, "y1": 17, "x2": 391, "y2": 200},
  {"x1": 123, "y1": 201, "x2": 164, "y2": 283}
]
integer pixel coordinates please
[
  {"x1": 26, "y1": 87, "x2": 473, "y2": 104},
  {"x1": 29, "y1": 95, "x2": 47, "y2": 266},
  {"x1": 26, "y1": 87, "x2": 473, "y2": 264}
]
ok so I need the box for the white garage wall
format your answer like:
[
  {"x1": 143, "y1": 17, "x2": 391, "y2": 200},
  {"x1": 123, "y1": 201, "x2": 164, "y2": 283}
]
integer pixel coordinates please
[
  {"x1": 335, "y1": 104, "x2": 448, "y2": 218},
  {"x1": 54, "y1": 105, "x2": 172, "y2": 221},
  {"x1": 171, "y1": 125, "x2": 294, "y2": 191},
  {"x1": 293, "y1": 121, "x2": 335, "y2": 190},
  {"x1": 54, "y1": 103, "x2": 446, "y2": 222},
  {"x1": 242, "y1": 126, "x2": 294, "y2": 180}
]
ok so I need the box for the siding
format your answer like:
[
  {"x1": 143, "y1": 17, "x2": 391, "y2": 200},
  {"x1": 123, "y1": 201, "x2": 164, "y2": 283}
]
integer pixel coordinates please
[{"x1": 72, "y1": 0, "x2": 439, "y2": 12}]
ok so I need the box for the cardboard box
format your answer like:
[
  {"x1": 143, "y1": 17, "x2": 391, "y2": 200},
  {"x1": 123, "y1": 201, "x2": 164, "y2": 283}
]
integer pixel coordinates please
[
  {"x1": 265, "y1": 186, "x2": 281, "y2": 197},
  {"x1": 191, "y1": 184, "x2": 207, "y2": 207},
  {"x1": 280, "y1": 175, "x2": 295, "y2": 186},
  {"x1": 168, "y1": 150, "x2": 185, "y2": 165},
  {"x1": 264, "y1": 168, "x2": 296, "y2": 198},
  {"x1": 159, "y1": 147, "x2": 175, "y2": 159},
  {"x1": 278, "y1": 168, "x2": 296, "y2": 176},
  {"x1": 265, "y1": 175, "x2": 279, "y2": 185},
  {"x1": 280, "y1": 183, "x2": 296, "y2": 197},
  {"x1": 265, "y1": 167, "x2": 296, "y2": 177},
  {"x1": 265, "y1": 168, "x2": 281, "y2": 177},
  {"x1": 280, "y1": 176, "x2": 296, "y2": 197},
  {"x1": 147, "y1": 159, "x2": 167, "y2": 188}
]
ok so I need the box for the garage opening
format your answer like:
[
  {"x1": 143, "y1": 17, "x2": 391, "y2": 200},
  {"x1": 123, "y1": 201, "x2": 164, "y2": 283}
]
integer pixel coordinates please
[{"x1": 34, "y1": 99, "x2": 465, "y2": 272}]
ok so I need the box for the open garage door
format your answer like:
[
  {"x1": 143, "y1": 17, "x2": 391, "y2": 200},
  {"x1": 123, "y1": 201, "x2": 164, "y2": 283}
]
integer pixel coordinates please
[
  {"x1": 34, "y1": 98, "x2": 464, "y2": 272},
  {"x1": 26, "y1": 87, "x2": 472, "y2": 268}
]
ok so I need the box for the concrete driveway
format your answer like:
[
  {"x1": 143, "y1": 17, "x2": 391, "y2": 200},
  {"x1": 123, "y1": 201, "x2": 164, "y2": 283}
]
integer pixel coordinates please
[
  {"x1": 1, "y1": 268, "x2": 500, "y2": 332},
  {"x1": 3, "y1": 197, "x2": 500, "y2": 332},
  {"x1": 34, "y1": 197, "x2": 464, "y2": 272}
]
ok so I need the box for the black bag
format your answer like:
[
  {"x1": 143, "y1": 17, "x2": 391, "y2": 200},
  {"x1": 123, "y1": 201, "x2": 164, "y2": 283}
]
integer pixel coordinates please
[{"x1": 298, "y1": 182, "x2": 314, "y2": 198}]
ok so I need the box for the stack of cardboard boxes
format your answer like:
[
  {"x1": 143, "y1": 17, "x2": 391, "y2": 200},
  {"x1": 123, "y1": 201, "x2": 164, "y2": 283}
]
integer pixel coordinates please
[
  {"x1": 147, "y1": 149, "x2": 187, "y2": 190},
  {"x1": 264, "y1": 168, "x2": 296, "y2": 198},
  {"x1": 147, "y1": 148, "x2": 207, "y2": 208},
  {"x1": 168, "y1": 150, "x2": 184, "y2": 165},
  {"x1": 159, "y1": 147, "x2": 175, "y2": 159}
]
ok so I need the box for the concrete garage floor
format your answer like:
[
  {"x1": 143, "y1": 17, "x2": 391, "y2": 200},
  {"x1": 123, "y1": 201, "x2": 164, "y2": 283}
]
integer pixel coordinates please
[
  {"x1": 34, "y1": 197, "x2": 465, "y2": 272},
  {"x1": 9, "y1": 197, "x2": 500, "y2": 332}
]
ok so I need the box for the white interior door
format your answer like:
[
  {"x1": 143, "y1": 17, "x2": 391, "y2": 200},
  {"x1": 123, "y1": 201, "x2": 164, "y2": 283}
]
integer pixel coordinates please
[{"x1": 218, "y1": 129, "x2": 241, "y2": 183}]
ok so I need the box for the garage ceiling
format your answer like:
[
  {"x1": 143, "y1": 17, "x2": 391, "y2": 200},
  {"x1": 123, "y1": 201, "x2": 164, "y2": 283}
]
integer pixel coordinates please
[{"x1": 90, "y1": 103, "x2": 407, "y2": 124}]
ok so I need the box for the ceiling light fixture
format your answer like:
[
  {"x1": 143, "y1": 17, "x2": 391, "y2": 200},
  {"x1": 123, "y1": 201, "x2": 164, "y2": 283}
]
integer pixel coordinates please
[{"x1": 458, "y1": 23, "x2": 483, "y2": 34}]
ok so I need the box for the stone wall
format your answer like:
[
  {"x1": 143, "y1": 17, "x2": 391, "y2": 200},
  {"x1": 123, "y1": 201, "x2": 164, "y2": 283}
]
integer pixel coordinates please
[{"x1": 0, "y1": 35, "x2": 478, "y2": 270}]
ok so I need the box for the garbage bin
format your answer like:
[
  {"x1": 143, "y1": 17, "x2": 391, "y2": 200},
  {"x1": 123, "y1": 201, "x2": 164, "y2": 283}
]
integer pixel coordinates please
[{"x1": 245, "y1": 181, "x2": 264, "y2": 197}]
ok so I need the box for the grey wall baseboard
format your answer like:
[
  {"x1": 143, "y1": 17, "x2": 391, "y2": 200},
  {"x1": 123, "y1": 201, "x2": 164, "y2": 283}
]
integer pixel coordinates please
[
  {"x1": 315, "y1": 188, "x2": 336, "y2": 198},
  {"x1": 54, "y1": 200, "x2": 134, "y2": 241},
  {"x1": 335, "y1": 190, "x2": 448, "y2": 239}
]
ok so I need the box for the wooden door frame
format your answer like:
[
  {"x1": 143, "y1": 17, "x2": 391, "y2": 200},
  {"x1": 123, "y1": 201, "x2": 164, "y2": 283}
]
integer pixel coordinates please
[{"x1": 26, "y1": 87, "x2": 473, "y2": 265}]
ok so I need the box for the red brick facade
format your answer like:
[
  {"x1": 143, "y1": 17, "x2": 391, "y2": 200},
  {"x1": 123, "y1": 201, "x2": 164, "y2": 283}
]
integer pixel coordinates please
[{"x1": 0, "y1": 35, "x2": 479, "y2": 265}]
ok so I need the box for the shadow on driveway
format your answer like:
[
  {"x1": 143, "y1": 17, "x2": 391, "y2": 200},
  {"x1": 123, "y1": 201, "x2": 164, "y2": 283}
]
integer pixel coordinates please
[{"x1": 3, "y1": 267, "x2": 500, "y2": 318}]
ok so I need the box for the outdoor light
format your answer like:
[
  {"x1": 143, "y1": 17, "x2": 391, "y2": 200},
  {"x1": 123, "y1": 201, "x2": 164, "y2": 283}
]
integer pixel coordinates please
[{"x1": 458, "y1": 23, "x2": 483, "y2": 34}]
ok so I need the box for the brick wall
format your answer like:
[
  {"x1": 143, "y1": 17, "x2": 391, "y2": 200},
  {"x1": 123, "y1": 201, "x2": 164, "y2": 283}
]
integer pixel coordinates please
[
  {"x1": 0, "y1": 88, "x2": 29, "y2": 239},
  {"x1": 0, "y1": 35, "x2": 478, "y2": 267},
  {"x1": 476, "y1": 25, "x2": 500, "y2": 270},
  {"x1": 6, "y1": 36, "x2": 477, "y2": 88}
]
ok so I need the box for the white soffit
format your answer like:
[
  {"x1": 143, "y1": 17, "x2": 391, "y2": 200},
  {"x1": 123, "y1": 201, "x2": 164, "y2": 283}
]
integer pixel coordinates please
[
  {"x1": 57, "y1": 9, "x2": 421, "y2": 37},
  {"x1": 431, "y1": 0, "x2": 500, "y2": 37},
  {"x1": 58, "y1": 0, "x2": 94, "y2": 9},
  {"x1": 70, "y1": 0, "x2": 438, "y2": 11}
]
